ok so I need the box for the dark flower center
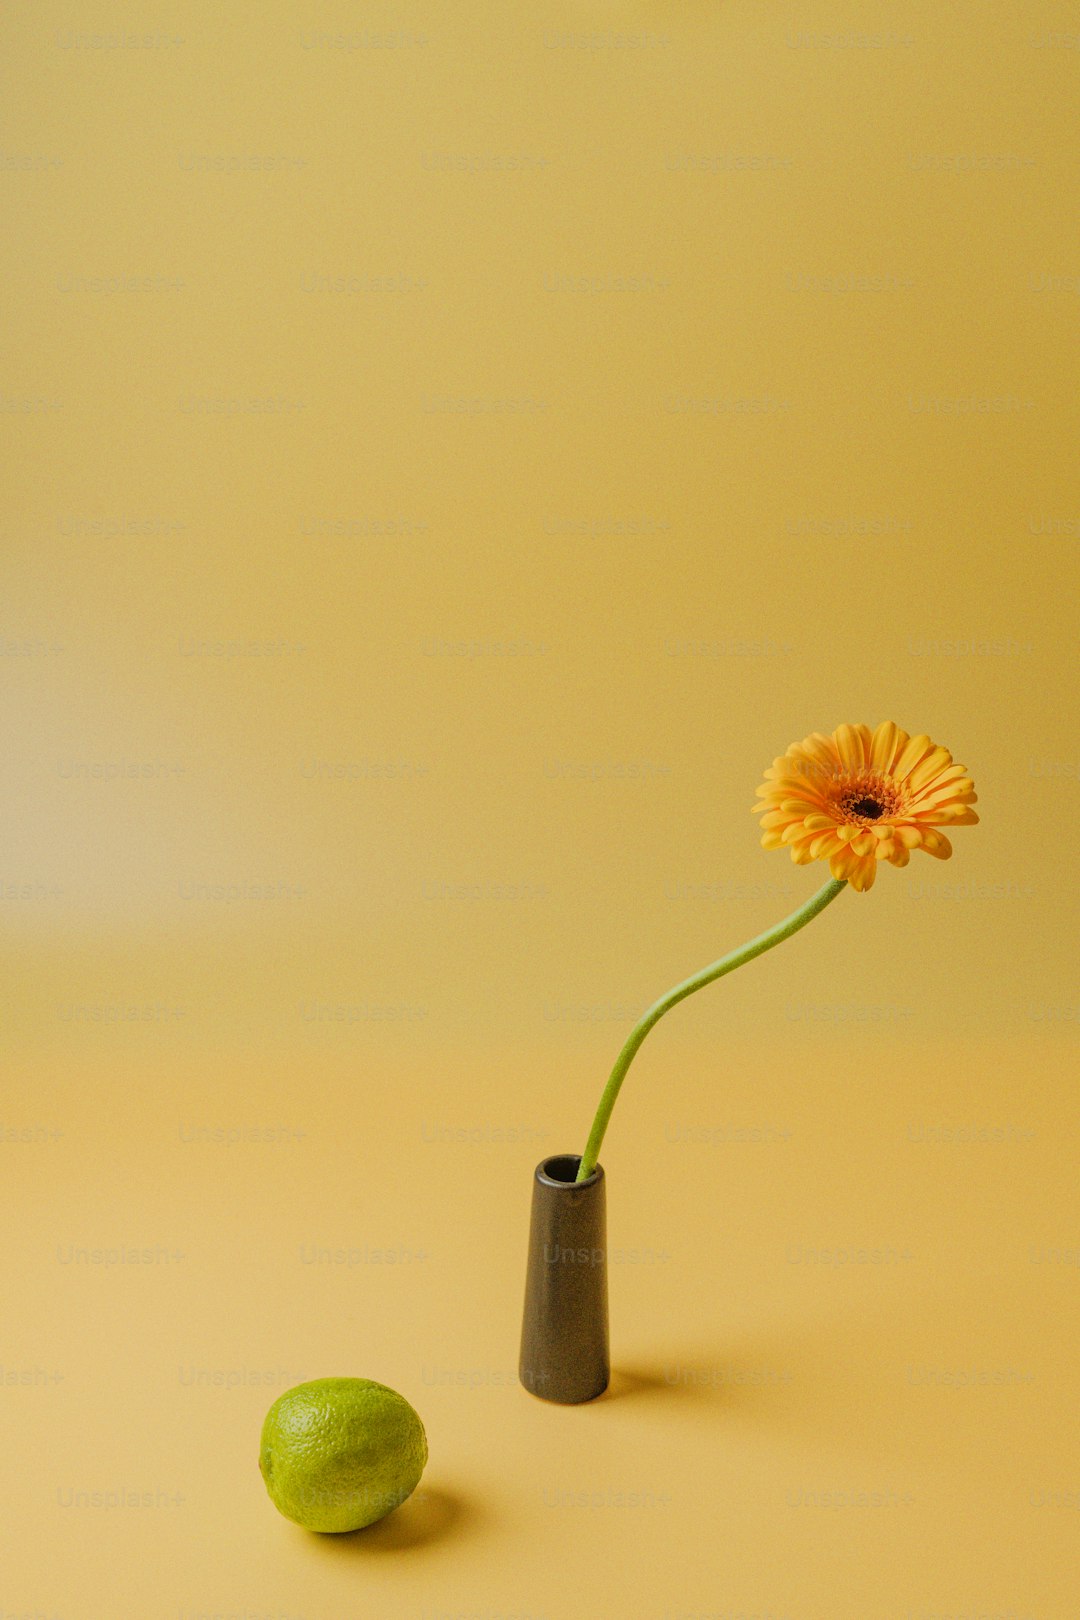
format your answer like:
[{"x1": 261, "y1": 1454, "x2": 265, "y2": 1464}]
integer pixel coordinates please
[{"x1": 850, "y1": 797, "x2": 883, "y2": 819}]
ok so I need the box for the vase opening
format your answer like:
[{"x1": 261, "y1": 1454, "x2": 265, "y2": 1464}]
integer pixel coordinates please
[{"x1": 539, "y1": 1153, "x2": 600, "y2": 1186}]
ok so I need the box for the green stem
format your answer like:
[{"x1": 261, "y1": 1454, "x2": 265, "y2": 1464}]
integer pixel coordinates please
[{"x1": 575, "y1": 877, "x2": 847, "y2": 1181}]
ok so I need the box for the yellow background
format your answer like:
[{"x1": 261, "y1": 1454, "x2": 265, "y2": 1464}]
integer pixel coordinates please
[{"x1": 2, "y1": 2, "x2": 1078, "y2": 1615}]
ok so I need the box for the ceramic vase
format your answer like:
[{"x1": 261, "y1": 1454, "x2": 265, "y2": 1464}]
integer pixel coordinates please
[{"x1": 519, "y1": 1153, "x2": 609, "y2": 1403}]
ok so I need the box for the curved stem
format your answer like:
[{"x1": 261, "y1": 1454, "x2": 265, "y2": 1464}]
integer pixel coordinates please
[{"x1": 576, "y1": 877, "x2": 847, "y2": 1181}]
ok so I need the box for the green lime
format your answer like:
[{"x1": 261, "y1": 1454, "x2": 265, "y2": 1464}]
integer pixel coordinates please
[{"x1": 259, "y1": 1376, "x2": 428, "y2": 1533}]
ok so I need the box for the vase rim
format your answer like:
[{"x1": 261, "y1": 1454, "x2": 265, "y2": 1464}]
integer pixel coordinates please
[{"x1": 535, "y1": 1152, "x2": 603, "y2": 1189}]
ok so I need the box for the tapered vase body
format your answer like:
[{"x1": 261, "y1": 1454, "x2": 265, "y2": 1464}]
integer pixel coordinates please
[{"x1": 519, "y1": 1153, "x2": 609, "y2": 1404}]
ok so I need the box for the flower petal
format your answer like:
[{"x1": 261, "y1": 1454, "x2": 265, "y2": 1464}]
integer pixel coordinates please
[
  {"x1": 919, "y1": 804, "x2": 977, "y2": 825},
  {"x1": 908, "y1": 764, "x2": 970, "y2": 796},
  {"x1": 906, "y1": 746, "x2": 954, "y2": 793},
  {"x1": 849, "y1": 855, "x2": 877, "y2": 891},
  {"x1": 870, "y1": 721, "x2": 902, "y2": 772},
  {"x1": 893, "y1": 733, "x2": 933, "y2": 780},
  {"x1": 801, "y1": 733, "x2": 839, "y2": 767},
  {"x1": 911, "y1": 777, "x2": 977, "y2": 811},
  {"x1": 834, "y1": 724, "x2": 867, "y2": 771}
]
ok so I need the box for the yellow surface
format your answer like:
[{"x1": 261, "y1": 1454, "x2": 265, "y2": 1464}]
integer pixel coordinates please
[{"x1": 2, "y1": 2, "x2": 1078, "y2": 1615}]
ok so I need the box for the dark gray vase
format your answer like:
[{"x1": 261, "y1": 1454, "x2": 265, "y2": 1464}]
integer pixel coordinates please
[{"x1": 519, "y1": 1153, "x2": 609, "y2": 1403}]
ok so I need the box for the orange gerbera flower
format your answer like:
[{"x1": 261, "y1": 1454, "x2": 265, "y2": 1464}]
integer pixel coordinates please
[{"x1": 753, "y1": 723, "x2": 978, "y2": 893}]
